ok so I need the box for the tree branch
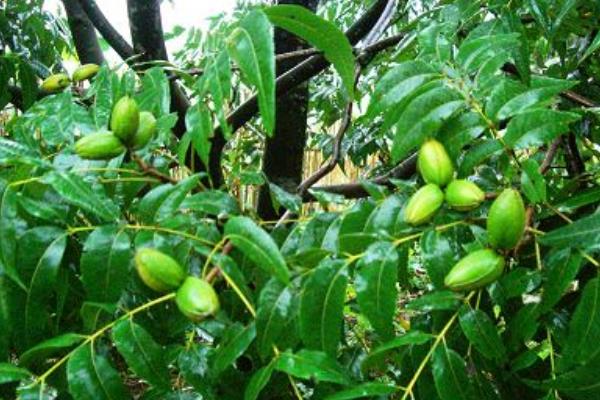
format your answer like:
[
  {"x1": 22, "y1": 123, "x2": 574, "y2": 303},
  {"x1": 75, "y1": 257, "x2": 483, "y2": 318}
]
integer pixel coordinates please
[
  {"x1": 62, "y1": 0, "x2": 104, "y2": 65},
  {"x1": 77, "y1": 0, "x2": 135, "y2": 60},
  {"x1": 208, "y1": 0, "x2": 394, "y2": 187}
]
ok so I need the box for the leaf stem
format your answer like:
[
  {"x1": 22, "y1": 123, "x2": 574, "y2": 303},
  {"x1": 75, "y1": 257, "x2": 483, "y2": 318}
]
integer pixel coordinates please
[{"x1": 400, "y1": 291, "x2": 475, "y2": 400}]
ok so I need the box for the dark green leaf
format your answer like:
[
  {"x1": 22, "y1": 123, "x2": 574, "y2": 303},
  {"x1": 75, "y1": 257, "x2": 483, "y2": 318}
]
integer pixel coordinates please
[
  {"x1": 539, "y1": 213, "x2": 600, "y2": 250},
  {"x1": 67, "y1": 343, "x2": 128, "y2": 400},
  {"x1": 420, "y1": 230, "x2": 459, "y2": 289},
  {"x1": 112, "y1": 319, "x2": 170, "y2": 389},
  {"x1": 299, "y1": 259, "x2": 348, "y2": 356},
  {"x1": 432, "y1": 345, "x2": 476, "y2": 400},
  {"x1": 459, "y1": 308, "x2": 506, "y2": 363},
  {"x1": 520, "y1": 159, "x2": 546, "y2": 204},
  {"x1": 225, "y1": 216, "x2": 289, "y2": 284},
  {"x1": 540, "y1": 249, "x2": 582, "y2": 312},
  {"x1": 505, "y1": 109, "x2": 580, "y2": 149},
  {"x1": 20, "y1": 333, "x2": 85, "y2": 366},
  {"x1": 227, "y1": 10, "x2": 275, "y2": 134},
  {"x1": 181, "y1": 190, "x2": 240, "y2": 216},
  {"x1": 355, "y1": 242, "x2": 398, "y2": 340},
  {"x1": 407, "y1": 291, "x2": 462, "y2": 312},
  {"x1": 81, "y1": 226, "x2": 131, "y2": 304},
  {"x1": 244, "y1": 361, "x2": 275, "y2": 400},
  {"x1": 275, "y1": 350, "x2": 350, "y2": 385},
  {"x1": 213, "y1": 323, "x2": 256, "y2": 375},
  {"x1": 324, "y1": 382, "x2": 398, "y2": 400},
  {"x1": 265, "y1": 5, "x2": 355, "y2": 97},
  {"x1": 256, "y1": 279, "x2": 294, "y2": 358}
]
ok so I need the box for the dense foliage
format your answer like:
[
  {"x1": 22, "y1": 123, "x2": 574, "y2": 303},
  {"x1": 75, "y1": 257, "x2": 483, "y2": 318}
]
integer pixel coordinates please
[{"x1": 1, "y1": 0, "x2": 600, "y2": 399}]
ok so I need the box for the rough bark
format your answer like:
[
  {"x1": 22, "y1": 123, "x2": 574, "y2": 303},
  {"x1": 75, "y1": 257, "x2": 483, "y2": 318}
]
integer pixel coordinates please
[
  {"x1": 257, "y1": 0, "x2": 319, "y2": 220},
  {"x1": 62, "y1": 0, "x2": 104, "y2": 65}
]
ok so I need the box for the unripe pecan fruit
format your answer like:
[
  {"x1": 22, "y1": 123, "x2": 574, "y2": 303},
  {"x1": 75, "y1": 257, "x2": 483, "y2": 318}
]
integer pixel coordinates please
[
  {"x1": 110, "y1": 96, "x2": 140, "y2": 143},
  {"x1": 41, "y1": 73, "x2": 70, "y2": 93},
  {"x1": 175, "y1": 277, "x2": 220, "y2": 321},
  {"x1": 444, "y1": 249, "x2": 505, "y2": 291},
  {"x1": 131, "y1": 111, "x2": 157, "y2": 150},
  {"x1": 404, "y1": 184, "x2": 444, "y2": 226},
  {"x1": 72, "y1": 63, "x2": 100, "y2": 82},
  {"x1": 417, "y1": 139, "x2": 454, "y2": 187},
  {"x1": 487, "y1": 188, "x2": 526, "y2": 250},
  {"x1": 74, "y1": 131, "x2": 125, "y2": 160},
  {"x1": 445, "y1": 179, "x2": 485, "y2": 211},
  {"x1": 135, "y1": 248, "x2": 186, "y2": 293}
]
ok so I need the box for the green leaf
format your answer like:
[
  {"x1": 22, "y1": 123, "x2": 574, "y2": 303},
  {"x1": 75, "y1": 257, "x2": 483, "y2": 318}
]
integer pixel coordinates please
[
  {"x1": 20, "y1": 333, "x2": 86, "y2": 366},
  {"x1": 207, "y1": 51, "x2": 232, "y2": 138},
  {"x1": 367, "y1": 61, "x2": 439, "y2": 117},
  {"x1": 0, "y1": 184, "x2": 22, "y2": 288},
  {"x1": 81, "y1": 226, "x2": 131, "y2": 304},
  {"x1": 183, "y1": 104, "x2": 212, "y2": 169},
  {"x1": 244, "y1": 361, "x2": 275, "y2": 400},
  {"x1": 504, "y1": 109, "x2": 580, "y2": 149},
  {"x1": 540, "y1": 249, "x2": 582, "y2": 312},
  {"x1": 274, "y1": 349, "x2": 351, "y2": 385},
  {"x1": 67, "y1": 343, "x2": 128, "y2": 400},
  {"x1": 392, "y1": 86, "x2": 464, "y2": 162},
  {"x1": 265, "y1": 4, "x2": 355, "y2": 98},
  {"x1": 539, "y1": 212, "x2": 600, "y2": 250},
  {"x1": 24, "y1": 233, "x2": 67, "y2": 347},
  {"x1": 227, "y1": 10, "x2": 275, "y2": 134},
  {"x1": 406, "y1": 291, "x2": 462, "y2": 312},
  {"x1": 225, "y1": 216, "x2": 290, "y2": 284},
  {"x1": 432, "y1": 345, "x2": 476, "y2": 400},
  {"x1": 580, "y1": 31, "x2": 600, "y2": 64},
  {"x1": 459, "y1": 308, "x2": 506, "y2": 363},
  {"x1": 112, "y1": 319, "x2": 170, "y2": 389},
  {"x1": 155, "y1": 175, "x2": 201, "y2": 221},
  {"x1": 0, "y1": 138, "x2": 47, "y2": 167},
  {"x1": 135, "y1": 67, "x2": 171, "y2": 116},
  {"x1": 456, "y1": 33, "x2": 520, "y2": 73},
  {"x1": 520, "y1": 159, "x2": 546, "y2": 204},
  {"x1": 0, "y1": 363, "x2": 31, "y2": 385},
  {"x1": 355, "y1": 242, "x2": 398, "y2": 340},
  {"x1": 44, "y1": 172, "x2": 120, "y2": 223},
  {"x1": 181, "y1": 190, "x2": 240, "y2": 216},
  {"x1": 256, "y1": 279, "x2": 294, "y2": 358},
  {"x1": 489, "y1": 77, "x2": 576, "y2": 121},
  {"x1": 324, "y1": 382, "x2": 398, "y2": 399},
  {"x1": 299, "y1": 258, "x2": 348, "y2": 356},
  {"x1": 177, "y1": 344, "x2": 211, "y2": 394},
  {"x1": 561, "y1": 278, "x2": 600, "y2": 370},
  {"x1": 213, "y1": 323, "x2": 256, "y2": 375},
  {"x1": 364, "y1": 195, "x2": 403, "y2": 234},
  {"x1": 438, "y1": 112, "x2": 486, "y2": 160},
  {"x1": 365, "y1": 331, "x2": 435, "y2": 365},
  {"x1": 458, "y1": 139, "x2": 503, "y2": 177},
  {"x1": 268, "y1": 183, "x2": 301, "y2": 214},
  {"x1": 420, "y1": 230, "x2": 459, "y2": 289},
  {"x1": 543, "y1": 352, "x2": 600, "y2": 400}
]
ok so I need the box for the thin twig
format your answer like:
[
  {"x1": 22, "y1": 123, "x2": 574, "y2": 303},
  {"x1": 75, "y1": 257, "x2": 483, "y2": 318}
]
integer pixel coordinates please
[
  {"x1": 539, "y1": 137, "x2": 562, "y2": 175},
  {"x1": 131, "y1": 153, "x2": 177, "y2": 184}
]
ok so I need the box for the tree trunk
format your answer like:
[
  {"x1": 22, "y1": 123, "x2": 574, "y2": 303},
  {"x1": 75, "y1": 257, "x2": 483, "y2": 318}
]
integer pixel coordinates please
[
  {"x1": 62, "y1": 0, "x2": 104, "y2": 64},
  {"x1": 257, "y1": 0, "x2": 319, "y2": 220},
  {"x1": 126, "y1": 0, "x2": 190, "y2": 142}
]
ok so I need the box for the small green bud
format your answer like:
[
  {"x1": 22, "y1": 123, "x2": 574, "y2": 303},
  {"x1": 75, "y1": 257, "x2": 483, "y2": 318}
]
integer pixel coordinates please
[
  {"x1": 444, "y1": 249, "x2": 505, "y2": 291},
  {"x1": 175, "y1": 277, "x2": 220, "y2": 321},
  {"x1": 404, "y1": 184, "x2": 444, "y2": 226},
  {"x1": 445, "y1": 180, "x2": 485, "y2": 211},
  {"x1": 418, "y1": 139, "x2": 454, "y2": 187}
]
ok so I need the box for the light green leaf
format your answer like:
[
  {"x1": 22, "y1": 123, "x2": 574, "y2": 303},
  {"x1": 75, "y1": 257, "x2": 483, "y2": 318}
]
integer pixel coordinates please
[
  {"x1": 183, "y1": 104, "x2": 213, "y2": 169},
  {"x1": 456, "y1": 33, "x2": 520, "y2": 73},
  {"x1": 580, "y1": 31, "x2": 600, "y2": 64},
  {"x1": 225, "y1": 216, "x2": 290, "y2": 284},
  {"x1": 227, "y1": 10, "x2": 275, "y2": 134},
  {"x1": 265, "y1": 4, "x2": 355, "y2": 98},
  {"x1": 181, "y1": 190, "x2": 240, "y2": 216},
  {"x1": 20, "y1": 333, "x2": 86, "y2": 367},
  {"x1": 520, "y1": 159, "x2": 546, "y2": 204},
  {"x1": 0, "y1": 363, "x2": 30, "y2": 385}
]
